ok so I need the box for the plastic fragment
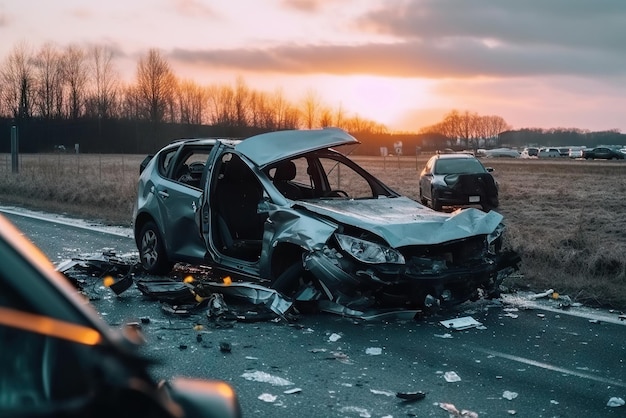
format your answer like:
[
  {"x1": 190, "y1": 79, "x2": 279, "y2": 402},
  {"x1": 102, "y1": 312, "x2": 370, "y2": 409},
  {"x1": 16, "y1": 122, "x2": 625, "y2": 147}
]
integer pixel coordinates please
[
  {"x1": 284, "y1": 387, "x2": 302, "y2": 394},
  {"x1": 258, "y1": 393, "x2": 277, "y2": 403},
  {"x1": 328, "y1": 333, "x2": 342, "y2": 342},
  {"x1": 396, "y1": 391, "x2": 426, "y2": 402},
  {"x1": 438, "y1": 403, "x2": 478, "y2": 417},
  {"x1": 440, "y1": 316, "x2": 482, "y2": 330},
  {"x1": 241, "y1": 371, "x2": 293, "y2": 386},
  {"x1": 219, "y1": 341, "x2": 231, "y2": 352},
  {"x1": 444, "y1": 371, "x2": 461, "y2": 382},
  {"x1": 607, "y1": 397, "x2": 625, "y2": 407},
  {"x1": 365, "y1": 347, "x2": 382, "y2": 355},
  {"x1": 529, "y1": 289, "x2": 554, "y2": 300}
]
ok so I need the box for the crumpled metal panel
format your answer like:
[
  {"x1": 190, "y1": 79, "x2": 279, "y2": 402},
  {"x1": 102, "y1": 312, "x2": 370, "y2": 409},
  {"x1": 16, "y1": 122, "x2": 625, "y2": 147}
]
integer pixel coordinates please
[
  {"x1": 199, "y1": 282, "x2": 293, "y2": 317},
  {"x1": 297, "y1": 196, "x2": 503, "y2": 247}
]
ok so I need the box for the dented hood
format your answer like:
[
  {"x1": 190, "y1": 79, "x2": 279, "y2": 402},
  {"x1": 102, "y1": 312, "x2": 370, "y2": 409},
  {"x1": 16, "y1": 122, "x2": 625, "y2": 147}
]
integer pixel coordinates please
[
  {"x1": 236, "y1": 127, "x2": 359, "y2": 168},
  {"x1": 296, "y1": 196, "x2": 503, "y2": 247}
]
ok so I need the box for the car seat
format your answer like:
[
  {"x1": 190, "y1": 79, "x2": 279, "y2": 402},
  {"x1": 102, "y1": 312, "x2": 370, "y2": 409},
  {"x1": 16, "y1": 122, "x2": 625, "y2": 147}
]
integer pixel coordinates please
[{"x1": 273, "y1": 161, "x2": 301, "y2": 200}]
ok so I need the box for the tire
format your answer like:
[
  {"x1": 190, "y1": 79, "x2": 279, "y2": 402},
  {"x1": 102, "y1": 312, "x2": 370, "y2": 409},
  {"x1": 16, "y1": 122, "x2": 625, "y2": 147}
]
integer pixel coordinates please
[
  {"x1": 271, "y1": 260, "x2": 305, "y2": 297},
  {"x1": 431, "y1": 189, "x2": 442, "y2": 211},
  {"x1": 138, "y1": 221, "x2": 174, "y2": 275}
]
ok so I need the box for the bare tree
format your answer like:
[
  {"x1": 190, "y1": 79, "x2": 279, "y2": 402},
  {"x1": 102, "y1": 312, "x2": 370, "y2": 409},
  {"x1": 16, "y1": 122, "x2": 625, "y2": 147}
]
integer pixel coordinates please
[
  {"x1": 175, "y1": 79, "x2": 207, "y2": 124},
  {"x1": 136, "y1": 49, "x2": 176, "y2": 123},
  {"x1": 300, "y1": 89, "x2": 321, "y2": 129},
  {"x1": 63, "y1": 45, "x2": 88, "y2": 119},
  {"x1": 32, "y1": 43, "x2": 64, "y2": 119},
  {"x1": 269, "y1": 88, "x2": 299, "y2": 129},
  {"x1": 206, "y1": 84, "x2": 237, "y2": 127},
  {"x1": 119, "y1": 83, "x2": 142, "y2": 120},
  {"x1": 85, "y1": 45, "x2": 119, "y2": 119},
  {"x1": 233, "y1": 76, "x2": 250, "y2": 127},
  {"x1": 0, "y1": 42, "x2": 35, "y2": 119}
]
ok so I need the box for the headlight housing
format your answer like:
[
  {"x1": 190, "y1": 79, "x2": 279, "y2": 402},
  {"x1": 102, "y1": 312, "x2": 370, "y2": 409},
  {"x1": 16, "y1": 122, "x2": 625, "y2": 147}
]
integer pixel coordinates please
[{"x1": 335, "y1": 234, "x2": 405, "y2": 264}]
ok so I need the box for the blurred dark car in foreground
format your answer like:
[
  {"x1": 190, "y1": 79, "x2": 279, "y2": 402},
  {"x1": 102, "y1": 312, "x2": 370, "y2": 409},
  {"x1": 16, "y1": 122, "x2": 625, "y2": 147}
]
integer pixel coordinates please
[
  {"x1": 132, "y1": 128, "x2": 519, "y2": 312},
  {"x1": 0, "y1": 214, "x2": 241, "y2": 418},
  {"x1": 419, "y1": 153, "x2": 499, "y2": 212},
  {"x1": 583, "y1": 147, "x2": 625, "y2": 160}
]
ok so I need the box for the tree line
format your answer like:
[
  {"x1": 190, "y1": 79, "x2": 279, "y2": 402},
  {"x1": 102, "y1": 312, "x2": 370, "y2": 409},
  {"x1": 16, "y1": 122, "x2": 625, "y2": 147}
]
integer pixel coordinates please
[
  {"x1": 1, "y1": 41, "x2": 623, "y2": 154},
  {"x1": 0, "y1": 43, "x2": 386, "y2": 134}
]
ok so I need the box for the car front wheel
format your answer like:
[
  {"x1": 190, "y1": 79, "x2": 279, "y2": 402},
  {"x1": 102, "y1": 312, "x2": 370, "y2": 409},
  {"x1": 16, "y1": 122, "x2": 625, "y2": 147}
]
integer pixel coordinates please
[{"x1": 139, "y1": 221, "x2": 174, "y2": 275}]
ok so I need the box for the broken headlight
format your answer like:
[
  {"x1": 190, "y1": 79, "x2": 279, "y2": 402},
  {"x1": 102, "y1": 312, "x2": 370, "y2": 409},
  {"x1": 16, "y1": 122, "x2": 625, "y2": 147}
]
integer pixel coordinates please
[{"x1": 335, "y1": 234, "x2": 405, "y2": 264}]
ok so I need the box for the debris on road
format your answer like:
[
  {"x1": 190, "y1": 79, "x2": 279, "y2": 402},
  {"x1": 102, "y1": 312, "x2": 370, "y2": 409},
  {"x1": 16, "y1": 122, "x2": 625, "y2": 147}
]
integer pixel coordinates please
[
  {"x1": 365, "y1": 347, "x2": 382, "y2": 355},
  {"x1": 438, "y1": 402, "x2": 478, "y2": 417},
  {"x1": 440, "y1": 316, "x2": 482, "y2": 330},
  {"x1": 395, "y1": 391, "x2": 426, "y2": 402},
  {"x1": 257, "y1": 393, "x2": 277, "y2": 403},
  {"x1": 607, "y1": 397, "x2": 625, "y2": 407},
  {"x1": 528, "y1": 289, "x2": 554, "y2": 300},
  {"x1": 241, "y1": 370, "x2": 294, "y2": 386},
  {"x1": 443, "y1": 371, "x2": 462, "y2": 382},
  {"x1": 57, "y1": 252, "x2": 518, "y2": 323},
  {"x1": 283, "y1": 388, "x2": 302, "y2": 395},
  {"x1": 502, "y1": 391, "x2": 518, "y2": 400}
]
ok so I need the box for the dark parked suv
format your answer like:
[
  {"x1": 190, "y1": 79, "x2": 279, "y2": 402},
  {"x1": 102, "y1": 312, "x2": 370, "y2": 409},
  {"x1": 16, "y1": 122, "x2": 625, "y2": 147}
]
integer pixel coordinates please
[{"x1": 419, "y1": 153, "x2": 499, "y2": 212}]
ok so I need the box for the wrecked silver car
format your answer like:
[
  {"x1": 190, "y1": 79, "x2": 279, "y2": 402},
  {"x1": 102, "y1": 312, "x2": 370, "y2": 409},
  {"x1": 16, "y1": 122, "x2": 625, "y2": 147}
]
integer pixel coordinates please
[{"x1": 132, "y1": 128, "x2": 519, "y2": 311}]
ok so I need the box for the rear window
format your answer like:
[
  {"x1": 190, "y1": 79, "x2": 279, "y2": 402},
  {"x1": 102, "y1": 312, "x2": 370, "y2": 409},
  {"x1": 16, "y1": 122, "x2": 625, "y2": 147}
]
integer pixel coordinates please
[{"x1": 434, "y1": 158, "x2": 486, "y2": 175}]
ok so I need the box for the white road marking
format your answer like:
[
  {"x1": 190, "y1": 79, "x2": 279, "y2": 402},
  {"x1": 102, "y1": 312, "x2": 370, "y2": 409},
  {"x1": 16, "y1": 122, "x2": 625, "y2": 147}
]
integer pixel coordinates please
[
  {"x1": 0, "y1": 206, "x2": 133, "y2": 238},
  {"x1": 502, "y1": 294, "x2": 626, "y2": 326},
  {"x1": 472, "y1": 346, "x2": 626, "y2": 388}
]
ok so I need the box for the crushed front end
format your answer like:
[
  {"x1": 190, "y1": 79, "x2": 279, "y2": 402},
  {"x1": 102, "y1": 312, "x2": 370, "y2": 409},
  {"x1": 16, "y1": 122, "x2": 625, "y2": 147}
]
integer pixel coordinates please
[{"x1": 302, "y1": 225, "x2": 520, "y2": 311}]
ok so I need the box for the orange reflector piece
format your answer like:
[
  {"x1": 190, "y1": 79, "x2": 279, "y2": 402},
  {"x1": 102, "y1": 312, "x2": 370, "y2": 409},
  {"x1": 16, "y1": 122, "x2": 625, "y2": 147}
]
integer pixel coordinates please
[
  {"x1": 183, "y1": 276, "x2": 195, "y2": 283},
  {"x1": 223, "y1": 276, "x2": 232, "y2": 285},
  {"x1": 103, "y1": 276, "x2": 115, "y2": 287},
  {"x1": 0, "y1": 306, "x2": 102, "y2": 346}
]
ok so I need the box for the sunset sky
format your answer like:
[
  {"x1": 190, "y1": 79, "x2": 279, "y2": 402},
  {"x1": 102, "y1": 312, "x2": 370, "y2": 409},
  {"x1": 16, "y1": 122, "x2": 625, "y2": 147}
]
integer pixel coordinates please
[{"x1": 1, "y1": 0, "x2": 625, "y2": 132}]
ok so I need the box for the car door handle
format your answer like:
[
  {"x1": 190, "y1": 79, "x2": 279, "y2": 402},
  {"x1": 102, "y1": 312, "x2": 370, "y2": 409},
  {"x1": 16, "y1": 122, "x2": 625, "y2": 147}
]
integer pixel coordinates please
[{"x1": 158, "y1": 190, "x2": 169, "y2": 198}]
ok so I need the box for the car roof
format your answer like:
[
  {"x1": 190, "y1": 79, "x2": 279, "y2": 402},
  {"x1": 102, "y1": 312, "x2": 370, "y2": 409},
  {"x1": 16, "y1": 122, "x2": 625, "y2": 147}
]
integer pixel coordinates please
[
  {"x1": 235, "y1": 127, "x2": 359, "y2": 168},
  {"x1": 166, "y1": 137, "x2": 240, "y2": 147},
  {"x1": 432, "y1": 153, "x2": 477, "y2": 160}
]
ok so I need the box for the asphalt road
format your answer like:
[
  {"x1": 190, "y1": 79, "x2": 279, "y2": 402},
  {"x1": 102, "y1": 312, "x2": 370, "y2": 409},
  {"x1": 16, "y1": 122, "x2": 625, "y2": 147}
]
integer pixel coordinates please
[{"x1": 3, "y1": 209, "x2": 626, "y2": 417}]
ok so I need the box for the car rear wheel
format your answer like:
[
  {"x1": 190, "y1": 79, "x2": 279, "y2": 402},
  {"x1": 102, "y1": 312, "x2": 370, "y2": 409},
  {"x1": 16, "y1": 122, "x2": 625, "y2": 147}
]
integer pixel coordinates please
[
  {"x1": 139, "y1": 221, "x2": 174, "y2": 275},
  {"x1": 431, "y1": 189, "x2": 442, "y2": 211}
]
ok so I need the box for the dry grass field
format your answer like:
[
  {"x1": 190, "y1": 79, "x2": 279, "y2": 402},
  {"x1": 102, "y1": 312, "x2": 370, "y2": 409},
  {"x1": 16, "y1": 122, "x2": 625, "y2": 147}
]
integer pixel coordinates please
[{"x1": 1, "y1": 152, "x2": 625, "y2": 309}]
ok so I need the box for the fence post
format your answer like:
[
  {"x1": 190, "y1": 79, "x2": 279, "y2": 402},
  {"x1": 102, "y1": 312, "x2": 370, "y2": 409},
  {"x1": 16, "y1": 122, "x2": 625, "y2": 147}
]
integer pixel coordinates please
[{"x1": 10, "y1": 124, "x2": 19, "y2": 173}]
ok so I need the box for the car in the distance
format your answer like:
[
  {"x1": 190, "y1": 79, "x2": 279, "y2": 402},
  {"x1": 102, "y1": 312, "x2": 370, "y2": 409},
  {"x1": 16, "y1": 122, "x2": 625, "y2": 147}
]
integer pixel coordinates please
[
  {"x1": 418, "y1": 153, "x2": 499, "y2": 212},
  {"x1": 132, "y1": 128, "x2": 519, "y2": 311},
  {"x1": 583, "y1": 147, "x2": 625, "y2": 160},
  {"x1": 538, "y1": 147, "x2": 561, "y2": 158},
  {"x1": 0, "y1": 213, "x2": 241, "y2": 417},
  {"x1": 520, "y1": 147, "x2": 539, "y2": 158}
]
